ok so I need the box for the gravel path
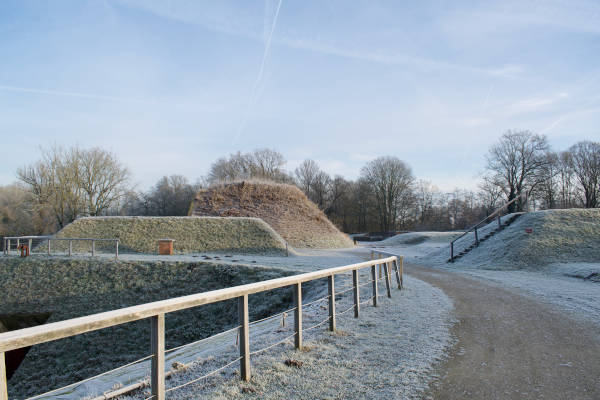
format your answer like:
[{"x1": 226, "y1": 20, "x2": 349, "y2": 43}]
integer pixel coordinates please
[{"x1": 407, "y1": 264, "x2": 600, "y2": 400}]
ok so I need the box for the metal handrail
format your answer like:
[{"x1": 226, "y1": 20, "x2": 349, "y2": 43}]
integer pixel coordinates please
[
  {"x1": 449, "y1": 193, "x2": 526, "y2": 262},
  {"x1": 3, "y1": 236, "x2": 119, "y2": 259}
]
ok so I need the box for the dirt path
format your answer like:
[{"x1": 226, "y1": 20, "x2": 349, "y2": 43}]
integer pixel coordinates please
[{"x1": 407, "y1": 264, "x2": 600, "y2": 400}]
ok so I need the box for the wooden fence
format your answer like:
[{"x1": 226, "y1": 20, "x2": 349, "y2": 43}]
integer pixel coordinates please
[
  {"x1": 2, "y1": 236, "x2": 119, "y2": 259},
  {"x1": 0, "y1": 254, "x2": 402, "y2": 400}
]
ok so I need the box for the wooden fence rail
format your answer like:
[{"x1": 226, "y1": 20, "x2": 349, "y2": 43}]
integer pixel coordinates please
[
  {"x1": 0, "y1": 254, "x2": 402, "y2": 400},
  {"x1": 2, "y1": 236, "x2": 119, "y2": 259}
]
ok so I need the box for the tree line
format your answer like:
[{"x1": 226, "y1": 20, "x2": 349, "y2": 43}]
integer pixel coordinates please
[{"x1": 1, "y1": 131, "x2": 598, "y2": 240}]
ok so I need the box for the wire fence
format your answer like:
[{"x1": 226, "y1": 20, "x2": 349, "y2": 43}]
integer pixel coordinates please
[{"x1": 4, "y1": 253, "x2": 402, "y2": 400}]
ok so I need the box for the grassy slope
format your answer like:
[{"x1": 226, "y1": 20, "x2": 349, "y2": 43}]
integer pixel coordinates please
[
  {"x1": 454, "y1": 208, "x2": 600, "y2": 268},
  {"x1": 190, "y1": 181, "x2": 354, "y2": 249},
  {"x1": 54, "y1": 216, "x2": 288, "y2": 254},
  {"x1": 1, "y1": 257, "x2": 298, "y2": 398}
]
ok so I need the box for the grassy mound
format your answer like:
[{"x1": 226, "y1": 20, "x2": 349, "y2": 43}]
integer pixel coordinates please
[
  {"x1": 381, "y1": 232, "x2": 463, "y2": 246},
  {"x1": 54, "y1": 216, "x2": 288, "y2": 254},
  {"x1": 190, "y1": 181, "x2": 354, "y2": 249},
  {"x1": 442, "y1": 209, "x2": 600, "y2": 268},
  {"x1": 0, "y1": 257, "x2": 298, "y2": 398}
]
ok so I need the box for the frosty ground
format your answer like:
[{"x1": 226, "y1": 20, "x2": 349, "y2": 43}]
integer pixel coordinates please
[
  {"x1": 41, "y1": 248, "x2": 454, "y2": 400},
  {"x1": 370, "y1": 212, "x2": 600, "y2": 327}
]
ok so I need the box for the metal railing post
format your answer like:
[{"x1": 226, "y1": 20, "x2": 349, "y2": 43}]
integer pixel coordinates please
[
  {"x1": 150, "y1": 314, "x2": 165, "y2": 400},
  {"x1": 69, "y1": 240, "x2": 72, "y2": 257},
  {"x1": 238, "y1": 295, "x2": 250, "y2": 381},
  {"x1": 384, "y1": 261, "x2": 392, "y2": 298},
  {"x1": 0, "y1": 352, "x2": 7, "y2": 400},
  {"x1": 352, "y1": 269, "x2": 360, "y2": 318},
  {"x1": 47, "y1": 238, "x2": 50, "y2": 255},
  {"x1": 328, "y1": 275, "x2": 336, "y2": 331},
  {"x1": 91, "y1": 240, "x2": 95, "y2": 257},
  {"x1": 294, "y1": 283, "x2": 302, "y2": 349},
  {"x1": 371, "y1": 264, "x2": 378, "y2": 307},
  {"x1": 115, "y1": 240, "x2": 119, "y2": 260}
]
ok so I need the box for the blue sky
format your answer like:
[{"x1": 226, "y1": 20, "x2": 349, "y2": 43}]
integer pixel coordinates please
[{"x1": 1, "y1": 0, "x2": 599, "y2": 191}]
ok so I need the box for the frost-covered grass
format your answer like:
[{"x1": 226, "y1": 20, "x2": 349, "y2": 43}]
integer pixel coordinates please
[
  {"x1": 10, "y1": 249, "x2": 455, "y2": 400},
  {"x1": 1, "y1": 256, "x2": 298, "y2": 399},
  {"x1": 54, "y1": 216, "x2": 288, "y2": 254},
  {"x1": 426, "y1": 209, "x2": 600, "y2": 268},
  {"x1": 380, "y1": 231, "x2": 463, "y2": 246},
  {"x1": 119, "y1": 273, "x2": 454, "y2": 400},
  {"x1": 369, "y1": 209, "x2": 600, "y2": 327}
]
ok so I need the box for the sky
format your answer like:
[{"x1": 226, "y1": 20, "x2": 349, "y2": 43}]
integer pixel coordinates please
[{"x1": 1, "y1": 0, "x2": 599, "y2": 191}]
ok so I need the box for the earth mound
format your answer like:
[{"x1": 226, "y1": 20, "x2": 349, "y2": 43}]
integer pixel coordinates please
[
  {"x1": 55, "y1": 216, "x2": 287, "y2": 254},
  {"x1": 432, "y1": 209, "x2": 600, "y2": 268},
  {"x1": 381, "y1": 232, "x2": 463, "y2": 246},
  {"x1": 189, "y1": 181, "x2": 354, "y2": 249}
]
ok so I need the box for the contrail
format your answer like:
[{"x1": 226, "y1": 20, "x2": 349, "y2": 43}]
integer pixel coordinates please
[
  {"x1": 0, "y1": 84, "x2": 148, "y2": 103},
  {"x1": 0, "y1": 84, "x2": 219, "y2": 111},
  {"x1": 233, "y1": 0, "x2": 283, "y2": 143}
]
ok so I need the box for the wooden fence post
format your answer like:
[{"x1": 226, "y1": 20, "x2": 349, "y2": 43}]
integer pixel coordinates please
[
  {"x1": 294, "y1": 283, "x2": 302, "y2": 349},
  {"x1": 399, "y1": 256, "x2": 404, "y2": 289},
  {"x1": 151, "y1": 314, "x2": 165, "y2": 400},
  {"x1": 328, "y1": 275, "x2": 336, "y2": 331},
  {"x1": 28, "y1": 238, "x2": 32, "y2": 254},
  {"x1": 450, "y1": 242, "x2": 454, "y2": 262},
  {"x1": 91, "y1": 240, "x2": 95, "y2": 256},
  {"x1": 4, "y1": 239, "x2": 8, "y2": 255},
  {"x1": 69, "y1": 240, "x2": 72, "y2": 257},
  {"x1": 0, "y1": 352, "x2": 7, "y2": 400},
  {"x1": 384, "y1": 262, "x2": 392, "y2": 298},
  {"x1": 238, "y1": 295, "x2": 250, "y2": 381},
  {"x1": 47, "y1": 239, "x2": 50, "y2": 255},
  {"x1": 352, "y1": 269, "x2": 360, "y2": 318},
  {"x1": 115, "y1": 240, "x2": 119, "y2": 260},
  {"x1": 393, "y1": 259, "x2": 402, "y2": 289},
  {"x1": 371, "y1": 264, "x2": 378, "y2": 307},
  {"x1": 474, "y1": 228, "x2": 479, "y2": 246},
  {"x1": 378, "y1": 253, "x2": 383, "y2": 279}
]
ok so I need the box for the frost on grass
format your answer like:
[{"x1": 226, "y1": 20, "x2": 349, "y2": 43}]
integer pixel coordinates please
[
  {"x1": 120, "y1": 273, "x2": 454, "y2": 400},
  {"x1": 54, "y1": 216, "x2": 288, "y2": 254},
  {"x1": 370, "y1": 209, "x2": 600, "y2": 326}
]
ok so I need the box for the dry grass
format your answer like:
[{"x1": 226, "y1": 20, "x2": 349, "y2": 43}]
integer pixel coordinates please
[
  {"x1": 53, "y1": 216, "x2": 288, "y2": 254},
  {"x1": 190, "y1": 181, "x2": 354, "y2": 249}
]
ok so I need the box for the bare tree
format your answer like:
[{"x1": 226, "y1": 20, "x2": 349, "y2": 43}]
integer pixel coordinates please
[
  {"x1": 557, "y1": 151, "x2": 578, "y2": 208},
  {"x1": 208, "y1": 149, "x2": 290, "y2": 183},
  {"x1": 568, "y1": 141, "x2": 600, "y2": 208},
  {"x1": 360, "y1": 156, "x2": 414, "y2": 232},
  {"x1": 79, "y1": 148, "x2": 131, "y2": 216},
  {"x1": 310, "y1": 171, "x2": 332, "y2": 210},
  {"x1": 483, "y1": 130, "x2": 551, "y2": 212},
  {"x1": 17, "y1": 146, "x2": 131, "y2": 228},
  {"x1": 0, "y1": 184, "x2": 38, "y2": 239},
  {"x1": 146, "y1": 175, "x2": 199, "y2": 216},
  {"x1": 294, "y1": 159, "x2": 320, "y2": 195}
]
